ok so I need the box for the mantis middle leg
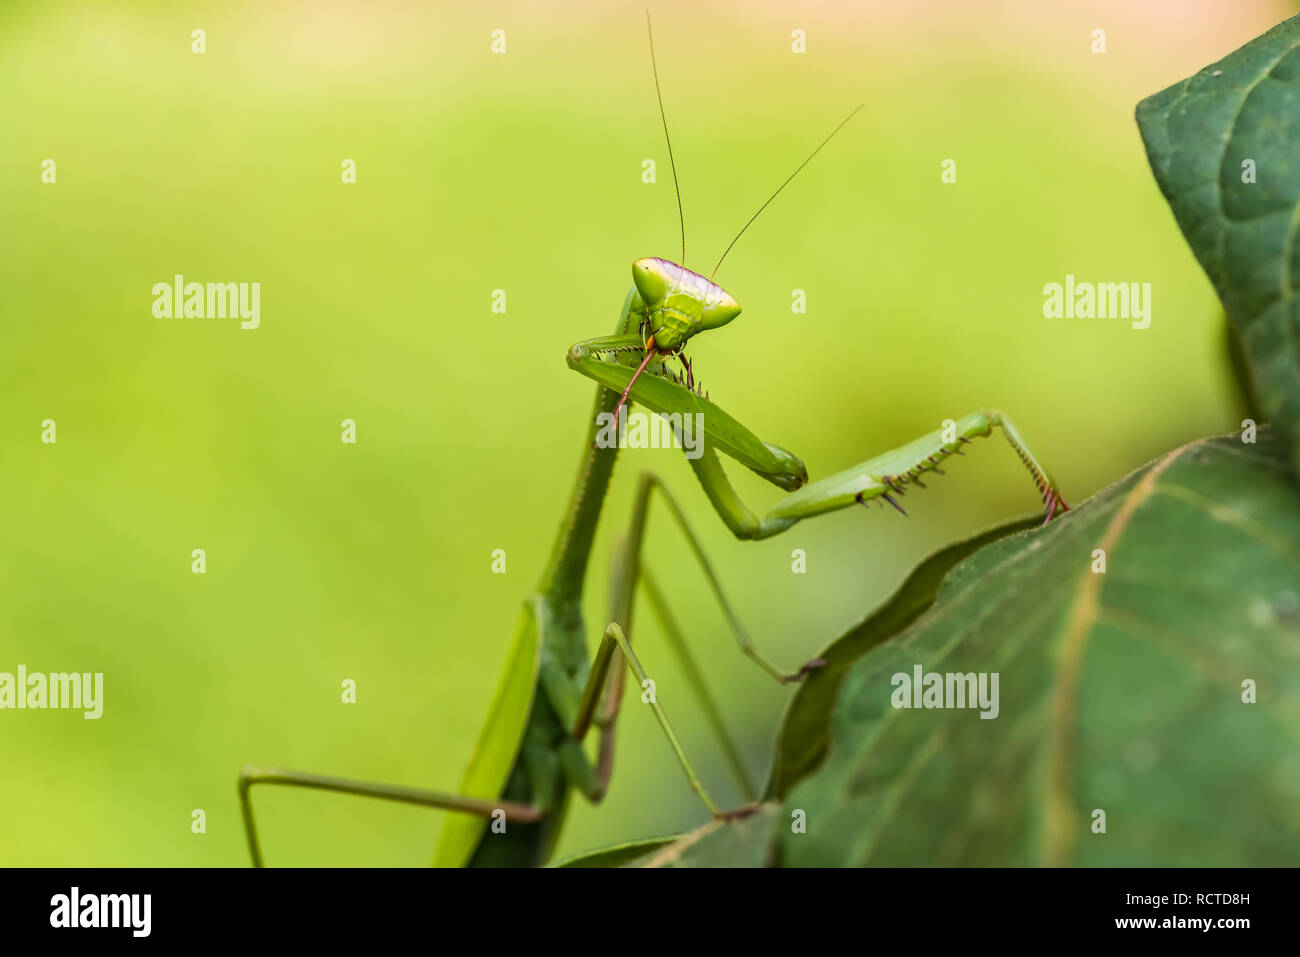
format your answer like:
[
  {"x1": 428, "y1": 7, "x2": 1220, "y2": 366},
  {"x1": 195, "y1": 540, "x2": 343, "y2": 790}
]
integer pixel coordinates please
[{"x1": 546, "y1": 470, "x2": 821, "y2": 819}]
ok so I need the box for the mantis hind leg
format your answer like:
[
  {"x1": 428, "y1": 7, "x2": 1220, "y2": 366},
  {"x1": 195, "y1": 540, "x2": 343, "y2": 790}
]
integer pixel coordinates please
[
  {"x1": 237, "y1": 766, "x2": 542, "y2": 867},
  {"x1": 566, "y1": 622, "x2": 761, "y2": 820},
  {"x1": 578, "y1": 621, "x2": 725, "y2": 815},
  {"x1": 613, "y1": 471, "x2": 820, "y2": 685},
  {"x1": 553, "y1": 470, "x2": 818, "y2": 816},
  {"x1": 638, "y1": 566, "x2": 758, "y2": 799}
]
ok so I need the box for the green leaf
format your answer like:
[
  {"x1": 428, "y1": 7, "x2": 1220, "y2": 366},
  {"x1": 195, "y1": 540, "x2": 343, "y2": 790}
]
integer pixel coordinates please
[
  {"x1": 1136, "y1": 14, "x2": 1300, "y2": 472},
  {"x1": 1224, "y1": 313, "x2": 1265, "y2": 422},
  {"x1": 627, "y1": 806, "x2": 785, "y2": 868},
  {"x1": 764, "y1": 515, "x2": 1043, "y2": 801},
  {"x1": 550, "y1": 835, "x2": 685, "y2": 868},
  {"x1": 639, "y1": 431, "x2": 1300, "y2": 866}
]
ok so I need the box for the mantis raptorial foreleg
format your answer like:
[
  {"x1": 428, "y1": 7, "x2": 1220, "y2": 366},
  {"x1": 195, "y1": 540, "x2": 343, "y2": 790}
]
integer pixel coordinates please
[
  {"x1": 568, "y1": 330, "x2": 1069, "y2": 531},
  {"x1": 764, "y1": 409, "x2": 1067, "y2": 526},
  {"x1": 237, "y1": 767, "x2": 543, "y2": 867},
  {"x1": 678, "y1": 408, "x2": 1067, "y2": 536}
]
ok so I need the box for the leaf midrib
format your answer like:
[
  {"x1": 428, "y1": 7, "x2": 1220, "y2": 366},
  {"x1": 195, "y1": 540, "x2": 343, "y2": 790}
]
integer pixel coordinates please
[{"x1": 1043, "y1": 440, "x2": 1195, "y2": 866}]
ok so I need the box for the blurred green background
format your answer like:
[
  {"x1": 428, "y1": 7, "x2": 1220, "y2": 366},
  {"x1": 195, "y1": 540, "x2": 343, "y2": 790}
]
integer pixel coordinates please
[{"x1": 0, "y1": 0, "x2": 1285, "y2": 865}]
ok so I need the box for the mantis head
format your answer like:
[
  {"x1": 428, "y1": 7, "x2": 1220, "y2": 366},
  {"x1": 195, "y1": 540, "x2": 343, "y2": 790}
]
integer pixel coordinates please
[
  {"x1": 608, "y1": 257, "x2": 740, "y2": 433},
  {"x1": 631, "y1": 257, "x2": 741, "y2": 353}
]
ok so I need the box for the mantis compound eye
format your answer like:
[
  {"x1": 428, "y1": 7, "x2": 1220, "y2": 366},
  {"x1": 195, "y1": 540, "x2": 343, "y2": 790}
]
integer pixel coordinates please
[
  {"x1": 632, "y1": 257, "x2": 668, "y2": 305},
  {"x1": 699, "y1": 291, "x2": 741, "y2": 331}
]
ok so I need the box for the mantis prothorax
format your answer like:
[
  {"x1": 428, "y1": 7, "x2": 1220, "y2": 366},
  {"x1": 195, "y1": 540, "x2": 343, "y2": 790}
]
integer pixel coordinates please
[{"x1": 238, "y1": 12, "x2": 1068, "y2": 868}]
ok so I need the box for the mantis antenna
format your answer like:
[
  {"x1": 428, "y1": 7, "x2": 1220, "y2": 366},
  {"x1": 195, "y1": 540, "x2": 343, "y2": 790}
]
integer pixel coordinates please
[
  {"x1": 711, "y1": 101, "x2": 866, "y2": 279},
  {"x1": 646, "y1": 10, "x2": 685, "y2": 265},
  {"x1": 608, "y1": 11, "x2": 683, "y2": 434}
]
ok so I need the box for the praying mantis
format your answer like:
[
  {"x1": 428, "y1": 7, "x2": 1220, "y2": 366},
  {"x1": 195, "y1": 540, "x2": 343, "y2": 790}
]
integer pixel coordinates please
[{"x1": 237, "y1": 13, "x2": 1069, "y2": 868}]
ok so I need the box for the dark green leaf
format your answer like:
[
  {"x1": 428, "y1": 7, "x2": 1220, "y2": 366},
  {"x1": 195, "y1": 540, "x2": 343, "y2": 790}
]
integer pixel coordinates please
[
  {"x1": 641, "y1": 431, "x2": 1300, "y2": 865},
  {"x1": 550, "y1": 835, "x2": 683, "y2": 867},
  {"x1": 1137, "y1": 14, "x2": 1300, "y2": 471},
  {"x1": 627, "y1": 806, "x2": 784, "y2": 868},
  {"x1": 764, "y1": 516, "x2": 1042, "y2": 800},
  {"x1": 1224, "y1": 313, "x2": 1265, "y2": 422}
]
